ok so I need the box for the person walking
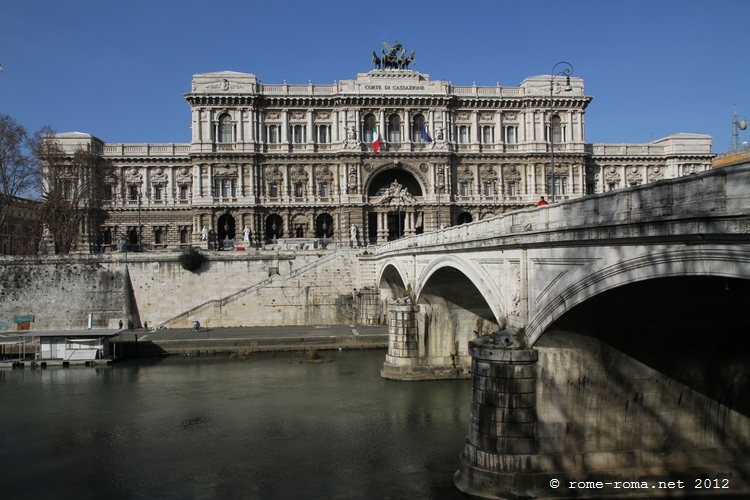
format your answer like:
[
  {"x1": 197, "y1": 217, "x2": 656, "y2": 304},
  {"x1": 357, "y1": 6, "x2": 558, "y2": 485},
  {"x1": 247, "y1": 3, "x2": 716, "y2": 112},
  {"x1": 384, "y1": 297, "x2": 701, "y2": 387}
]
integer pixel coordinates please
[{"x1": 536, "y1": 196, "x2": 548, "y2": 206}]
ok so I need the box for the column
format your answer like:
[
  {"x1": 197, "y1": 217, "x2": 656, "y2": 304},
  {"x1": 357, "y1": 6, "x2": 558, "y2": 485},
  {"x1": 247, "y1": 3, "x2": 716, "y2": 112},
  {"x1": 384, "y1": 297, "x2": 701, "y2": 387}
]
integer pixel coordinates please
[
  {"x1": 472, "y1": 110, "x2": 479, "y2": 144},
  {"x1": 379, "y1": 110, "x2": 386, "y2": 141},
  {"x1": 281, "y1": 109, "x2": 289, "y2": 144},
  {"x1": 307, "y1": 110, "x2": 314, "y2": 144},
  {"x1": 239, "y1": 163, "x2": 245, "y2": 197},
  {"x1": 429, "y1": 109, "x2": 435, "y2": 139}
]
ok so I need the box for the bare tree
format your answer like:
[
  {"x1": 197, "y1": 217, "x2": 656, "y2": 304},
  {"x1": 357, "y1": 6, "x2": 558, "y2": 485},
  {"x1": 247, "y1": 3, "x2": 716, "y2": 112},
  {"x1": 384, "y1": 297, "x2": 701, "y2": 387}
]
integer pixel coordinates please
[
  {"x1": 33, "y1": 130, "x2": 110, "y2": 254},
  {"x1": 0, "y1": 114, "x2": 38, "y2": 231}
]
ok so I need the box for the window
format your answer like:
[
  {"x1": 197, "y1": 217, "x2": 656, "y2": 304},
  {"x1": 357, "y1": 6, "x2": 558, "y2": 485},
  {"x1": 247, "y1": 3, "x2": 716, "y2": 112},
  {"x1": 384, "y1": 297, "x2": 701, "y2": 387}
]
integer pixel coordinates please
[
  {"x1": 154, "y1": 229, "x2": 164, "y2": 245},
  {"x1": 269, "y1": 182, "x2": 279, "y2": 198},
  {"x1": 316, "y1": 125, "x2": 329, "y2": 144},
  {"x1": 548, "y1": 115, "x2": 563, "y2": 144},
  {"x1": 266, "y1": 125, "x2": 280, "y2": 144},
  {"x1": 459, "y1": 182, "x2": 470, "y2": 197},
  {"x1": 218, "y1": 113, "x2": 233, "y2": 143},
  {"x1": 102, "y1": 185, "x2": 113, "y2": 202},
  {"x1": 387, "y1": 114, "x2": 401, "y2": 143},
  {"x1": 481, "y1": 126, "x2": 494, "y2": 144},
  {"x1": 507, "y1": 181, "x2": 517, "y2": 196},
  {"x1": 411, "y1": 114, "x2": 426, "y2": 143},
  {"x1": 504, "y1": 126, "x2": 517, "y2": 144},
  {"x1": 607, "y1": 182, "x2": 618, "y2": 192},
  {"x1": 154, "y1": 185, "x2": 163, "y2": 201},
  {"x1": 180, "y1": 228, "x2": 189, "y2": 244},
  {"x1": 179, "y1": 185, "x2": 189, "y2": 200},
  {"x1": 546, "y1": 175, "x2": 568, "y2": 195},
  {"x1": 319, "y1": 183, "x2": 329, "y2": 198},
  {"x1": 458, "y1": 125, "x2": 470, "y2": 144},
  {"x1": 292, "y1": 125, "x2": 305, "y2": 144},
  {"x1": 62, "y1": 180, "x2": 73, "y2": 201},
  {"x1": 128, "y1": 185, "x2": 139, "y2": 201},
  {"x1": 362, "y1": 114, "x2": 377, "y2": 143},
  {"x1": 294, "y1": 182, "x2": 304, "y2": 198},
  {"x1": 483, "y1": 180, "x2": 495, "y2": 197}
]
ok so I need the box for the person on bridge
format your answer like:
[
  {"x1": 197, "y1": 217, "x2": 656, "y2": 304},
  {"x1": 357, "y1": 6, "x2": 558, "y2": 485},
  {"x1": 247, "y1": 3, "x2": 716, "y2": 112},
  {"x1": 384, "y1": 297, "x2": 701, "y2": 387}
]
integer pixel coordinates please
[{"x1": 536, "y1": 196, "x2": 549, "y2": 206}]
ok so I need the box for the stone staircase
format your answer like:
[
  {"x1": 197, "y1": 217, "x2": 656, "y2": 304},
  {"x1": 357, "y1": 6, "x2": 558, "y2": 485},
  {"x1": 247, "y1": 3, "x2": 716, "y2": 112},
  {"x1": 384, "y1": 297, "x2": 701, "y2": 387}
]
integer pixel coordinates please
[{"x1": 160, "y1": 249, "x2": 361, "y2": 328}]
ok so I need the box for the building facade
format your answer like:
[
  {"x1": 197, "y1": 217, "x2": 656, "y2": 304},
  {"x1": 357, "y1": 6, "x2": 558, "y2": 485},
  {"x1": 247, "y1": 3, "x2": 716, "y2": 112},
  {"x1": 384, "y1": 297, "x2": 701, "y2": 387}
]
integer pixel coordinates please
[
  {"x1": 51, "y1": 63, "x2": 714, "y2": 251},
  {"x1": 1, "y1": 196, "x2": 41, "y2": 255}
]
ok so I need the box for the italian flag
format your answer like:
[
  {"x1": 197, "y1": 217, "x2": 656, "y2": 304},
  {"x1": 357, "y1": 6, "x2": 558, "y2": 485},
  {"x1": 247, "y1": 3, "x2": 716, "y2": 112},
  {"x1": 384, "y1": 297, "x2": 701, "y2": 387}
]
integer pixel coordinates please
[{"x1": 372, "y1": 126, "x2": 381, "y2": 153}]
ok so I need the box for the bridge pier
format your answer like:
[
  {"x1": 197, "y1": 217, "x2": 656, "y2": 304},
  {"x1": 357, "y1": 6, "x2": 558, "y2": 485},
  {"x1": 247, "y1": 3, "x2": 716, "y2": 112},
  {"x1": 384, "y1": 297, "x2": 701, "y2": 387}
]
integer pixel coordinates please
[
  {"x1": 455, "y1": 331, "x2": 750, "y2": 499},
  {"x1": 381, "y1": 297, "x2": 469, "y2": 380},
  {"x1": 454, "y1": 337, "x2": 540, "y2": 499}
]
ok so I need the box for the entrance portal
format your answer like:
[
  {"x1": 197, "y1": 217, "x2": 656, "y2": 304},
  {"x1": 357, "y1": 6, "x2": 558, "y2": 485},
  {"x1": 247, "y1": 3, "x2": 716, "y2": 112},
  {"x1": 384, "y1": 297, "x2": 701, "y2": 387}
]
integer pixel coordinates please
[
  {"x1": 217, "y1": 213, "x2": 236, "y2": 248},
  {"x1": 387, "y1": 212, "x2": 406, "y2": 241}
]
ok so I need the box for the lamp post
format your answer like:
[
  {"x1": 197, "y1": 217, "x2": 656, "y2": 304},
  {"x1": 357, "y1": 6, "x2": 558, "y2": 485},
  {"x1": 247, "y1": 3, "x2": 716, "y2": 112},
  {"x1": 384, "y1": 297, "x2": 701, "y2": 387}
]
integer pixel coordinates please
[{"x1": 549, "y1": 61, "x2": 574, "y2": 204}]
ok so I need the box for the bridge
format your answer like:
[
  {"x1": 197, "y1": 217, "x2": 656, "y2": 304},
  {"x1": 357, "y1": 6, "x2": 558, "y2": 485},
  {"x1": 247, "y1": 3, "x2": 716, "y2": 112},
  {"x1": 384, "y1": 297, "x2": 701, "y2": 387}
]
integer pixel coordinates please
[{"x1": 362, "y1": 164, "x2": 750, "y2": 498}]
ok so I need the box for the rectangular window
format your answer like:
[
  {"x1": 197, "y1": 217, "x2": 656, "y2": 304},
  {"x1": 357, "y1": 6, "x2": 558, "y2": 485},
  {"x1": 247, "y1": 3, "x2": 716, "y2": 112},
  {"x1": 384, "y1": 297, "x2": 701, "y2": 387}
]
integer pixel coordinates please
[
  {"x1": 269, "y1": 183, "x2": 278, "y2": 198},
  {"x1": 154, "y1": 185, "x2": 162, "y2": 201},
  {"x1": 62, "y1": 180, "x2": 73, "y2": 201},
  {"x1": 213, "y1": 179, "x2": 220, "y2": 198},
  {"x1": 179, "y1": 185, "x2": 189, "y2": 200},
  {"x1": 102, "y1": 185, "x2": 113, "y2": 201},
  {"x1": 504, "y1": 126, "x2": 517, "y2": 144},
  {"x1": 294, "y1": 182, "x2": 304, "y2": 198},
  {"x1": 483, "y1": 180, "x2": 494, "y2": 197},
  {"x1": 319, "y1": 183, "x2": 329, "y2": 198},
  {"x1": 267, "y1": 125, "x2": 280, "y2": 144},
  {"x1": 221, "y1": 179, "x2": 229, "y2": 198},
  {"x1": 317, "y1": 125, "x2": 329, "y2": 144},
  {"x1": 460, "y1": 182, "x2": 469, "y2": 197},
  {"x1": 545, "y1": 175, "x2": 568, "y2": 195},
  {"x1": 292, "y1": 125, "x2": 305, "y2": 144},
  {"x1": 507, "y1": 181, "x2": 516, "y2": 197},
  {"x1": 458, "y1": 126, "x2": 470, "y2": 144},
  {"x1": 482, "y1": 126, "x2": 494, "y2": 144},
  {"x1": 129, "y1": 185, "x2": 139, "y2": 201},
  {"x1": 231, "y1": 179, "x2": 237, "y2": 198}
]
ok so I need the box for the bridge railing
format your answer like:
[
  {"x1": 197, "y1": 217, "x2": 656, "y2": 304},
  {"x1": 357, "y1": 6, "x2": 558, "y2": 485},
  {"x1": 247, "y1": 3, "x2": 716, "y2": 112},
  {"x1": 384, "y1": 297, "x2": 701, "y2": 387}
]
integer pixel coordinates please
[{"x1": 371, "y1": 163, "x2": 750, "y2": 254}]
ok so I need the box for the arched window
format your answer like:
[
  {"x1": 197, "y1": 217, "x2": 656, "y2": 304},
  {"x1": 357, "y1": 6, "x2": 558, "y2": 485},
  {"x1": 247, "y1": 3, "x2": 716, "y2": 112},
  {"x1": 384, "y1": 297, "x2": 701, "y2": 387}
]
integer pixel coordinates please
[
  {"x1": 388, "y1": 114, "x2": 401, "y2": 143},
  {"x1": 218, "y1": 113, "x2": 233, "y2": 143},
  {"x1": 411, "y1": 114, "x2": 426, "y2": 143},
  {"x1": 549, "y1": 115, "x2": 562, "y2": 144},
  {"x1": 362, "y1": 114, "x2": 376, "y2": 143}
]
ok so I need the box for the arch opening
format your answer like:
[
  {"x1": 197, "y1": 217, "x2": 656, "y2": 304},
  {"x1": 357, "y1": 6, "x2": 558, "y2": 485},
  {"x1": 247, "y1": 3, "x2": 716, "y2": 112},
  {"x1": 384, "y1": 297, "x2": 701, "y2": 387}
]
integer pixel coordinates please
[
  {"x1": 367, "y1": 168, "x2": 423, "y2": 197},
  {"x1": 417, "y1": 266, "x2": 498, "y2": 363},
  {"x1": 542, "y1": 276, "x2": 750, "y2": 416}
]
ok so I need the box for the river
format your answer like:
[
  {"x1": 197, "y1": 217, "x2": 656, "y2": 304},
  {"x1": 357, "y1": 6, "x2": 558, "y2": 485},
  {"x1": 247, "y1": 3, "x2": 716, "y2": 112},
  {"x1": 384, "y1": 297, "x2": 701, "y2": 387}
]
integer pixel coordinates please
[{"x1": 0, "y1": 350, "x2": 470, "y2": 499}]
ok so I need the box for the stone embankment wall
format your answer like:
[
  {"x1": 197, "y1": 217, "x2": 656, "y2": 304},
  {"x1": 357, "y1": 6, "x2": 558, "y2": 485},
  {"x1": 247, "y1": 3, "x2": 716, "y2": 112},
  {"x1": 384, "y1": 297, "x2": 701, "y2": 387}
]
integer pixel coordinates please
[
  {"x1": 0, "y1": 256, "x2": 127, "y2": 331},
  {"x1": 0, "y1": 250, "x2": 365, "y2": 332}
]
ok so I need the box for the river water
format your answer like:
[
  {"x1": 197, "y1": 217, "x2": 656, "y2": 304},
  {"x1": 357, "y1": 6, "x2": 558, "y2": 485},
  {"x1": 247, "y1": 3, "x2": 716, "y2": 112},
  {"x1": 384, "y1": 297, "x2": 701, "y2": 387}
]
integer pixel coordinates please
[{"x1": 0, "y1": 350, "x2": 470, "y2": 499}]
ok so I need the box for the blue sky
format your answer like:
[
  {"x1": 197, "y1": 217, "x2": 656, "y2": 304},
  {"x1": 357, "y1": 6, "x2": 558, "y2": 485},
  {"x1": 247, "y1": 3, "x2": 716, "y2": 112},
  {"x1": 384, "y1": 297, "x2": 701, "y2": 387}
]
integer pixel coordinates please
[{"x1": 2, "y1": 0, "x2": 748, "y2": 152}]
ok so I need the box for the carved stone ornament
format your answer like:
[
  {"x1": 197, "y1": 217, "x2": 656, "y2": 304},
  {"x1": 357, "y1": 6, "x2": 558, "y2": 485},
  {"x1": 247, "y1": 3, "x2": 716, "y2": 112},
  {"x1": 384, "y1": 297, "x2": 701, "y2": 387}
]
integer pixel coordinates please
[
  {"x1": 266, "y1": 111, "x2": 280, "y2": 120},
  {"x1": 504, "y1": 113, "x2": 517, "y2": 120},
  {"x1": 315, "y1": 165, "x2": 334, "y2": 181},
  {"x1": 457, "y1": 112, "x2": 470, "y2": 121},
  {"x1": 151, "y1": 167, "x2": 168, "y2": 185},
  {"x1": 480, "y1": 112, "x2": 495, "y2": 121},
  {"x1": 457, "y1": 165, "x2": 474, "y2": 181},
  {"x1": 291, "y1": 111, "x2": 305, "y2": 120},
  {"x1": 125, "y1": 168, "x2": 143, "y2": 184},
  {"x1": 290, "y1": 165, "x2": 309, "y2": 182},
  {"x1": 213, "y1": 165, "x2": 238, "y2": 178},
  {"x1": 363, "y1": 163, "x2": 373, "y2": 173},
  {"x1": 683, "y1": 164, "x2": 698, "y2": 175},
  {"x1": 510, "y1": 263, "x2": 521, "y2": 316},
  {"x1": 479, "y1": 165, "x2": 496, "y2": 179},
  {"x1": 176, "y1": 167, "x2": 192, "y2": 185},
  {"x1": 347, "y1": 166, "x2": 358, "y2": 190},
  {"x1": 378, "y1": 180, "x2": 417, "y2": 206},
  {"x1": 266, "y1": 165, "x2": 283, "y2": 182},
  {"x1": 605, "y1": 166, "x2": 621, "y2": 181},
  {"x1": 503, "y1": 165, "x2": 522, "y2": 180},
  {"x1": 316, "y1": 111, "x2": 330, "y2": 120},
  {"x1": 419, "y1": 163, "x2": 429, "y2": 173}
]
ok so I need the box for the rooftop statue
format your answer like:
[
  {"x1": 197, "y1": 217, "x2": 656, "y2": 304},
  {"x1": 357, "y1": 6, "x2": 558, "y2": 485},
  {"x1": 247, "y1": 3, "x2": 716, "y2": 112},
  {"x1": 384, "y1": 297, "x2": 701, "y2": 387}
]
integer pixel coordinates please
[{"x1": 374, "y1": 42, "x2": 415, "y2": 70}]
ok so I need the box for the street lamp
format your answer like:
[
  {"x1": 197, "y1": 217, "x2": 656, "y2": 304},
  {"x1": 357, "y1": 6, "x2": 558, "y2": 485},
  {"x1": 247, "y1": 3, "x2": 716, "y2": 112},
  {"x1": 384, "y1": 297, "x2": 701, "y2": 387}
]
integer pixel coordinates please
[{"x1": 549, "y1": 61, "x2": 574, "y2": 204}]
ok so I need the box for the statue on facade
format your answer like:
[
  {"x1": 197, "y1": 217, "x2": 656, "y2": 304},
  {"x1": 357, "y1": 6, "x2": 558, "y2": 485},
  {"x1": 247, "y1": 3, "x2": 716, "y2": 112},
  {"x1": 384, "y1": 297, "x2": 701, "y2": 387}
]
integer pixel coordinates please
[
  {"x1": 344, "y1": 125, "x2": 359, "y2": 149},
  {"x1": 201, "y1": 226, "x2": 209, "y2": 241},
  {"x1": 37, "y1": 239, "x2": 47, "y2": 256},
  {"x1": 349, "y1": 224, "x2": 358, "y2": 247},
  {"x1": 379, "y1": 180, "x2": 416, "y2": 205},
  {"x1": 433, "y1": 127, "x2": 447, "y2": 149},
  {"x1": 243, "y1": 226, "x2": 251, "y2": 243},
  {"x1": 372, "y1": 51, "x2": 382, "y2": 69},
  {"x1": 376, "y1": 42, "x2": 415, "y2": 70}
]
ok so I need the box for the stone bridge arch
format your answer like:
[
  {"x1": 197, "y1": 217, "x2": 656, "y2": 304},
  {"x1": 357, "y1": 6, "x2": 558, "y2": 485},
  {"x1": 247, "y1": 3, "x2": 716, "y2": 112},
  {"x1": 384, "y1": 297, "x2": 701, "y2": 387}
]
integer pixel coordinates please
[
  {"x1": 526, "y1": 246, "x2": 750, "y2": 345},
  {"x1": 376, "y1": 259, "x2": 409, "y2": 323},
  {"x1": 413, "y1": 256, "x2": 507, "y2": 371}
]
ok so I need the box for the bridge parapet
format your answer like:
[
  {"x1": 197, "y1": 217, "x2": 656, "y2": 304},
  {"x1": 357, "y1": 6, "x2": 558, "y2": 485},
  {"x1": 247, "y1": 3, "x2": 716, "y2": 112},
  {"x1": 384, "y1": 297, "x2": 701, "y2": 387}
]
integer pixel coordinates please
[{"x1": 370, "y1": 163, "x2": 749, "y2": 256}]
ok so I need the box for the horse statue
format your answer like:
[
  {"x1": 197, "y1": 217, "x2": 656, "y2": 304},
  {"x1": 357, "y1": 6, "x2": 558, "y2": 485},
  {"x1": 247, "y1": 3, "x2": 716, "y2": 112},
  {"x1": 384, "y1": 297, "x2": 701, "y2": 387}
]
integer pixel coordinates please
[
  {"x1": 403, "y1": 51, "x2": 415, "y2": 69},
  {"x1": 372, "y1": 51, "x2": 381, "y2": 69}
]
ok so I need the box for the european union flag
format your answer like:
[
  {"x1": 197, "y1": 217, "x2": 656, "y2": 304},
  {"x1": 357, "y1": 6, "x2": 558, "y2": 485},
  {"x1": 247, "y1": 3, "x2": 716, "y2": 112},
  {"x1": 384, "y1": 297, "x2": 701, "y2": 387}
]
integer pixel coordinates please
[{"x1": 421, "y1": 126, "x2": 433, "y2": 143}]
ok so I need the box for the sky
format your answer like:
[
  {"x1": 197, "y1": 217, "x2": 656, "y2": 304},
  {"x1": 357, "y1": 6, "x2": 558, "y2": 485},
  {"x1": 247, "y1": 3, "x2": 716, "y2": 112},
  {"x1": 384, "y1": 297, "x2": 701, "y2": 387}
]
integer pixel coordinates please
[{"x1": 1, "y1": 0, "x2": 749, "y2": 153}]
